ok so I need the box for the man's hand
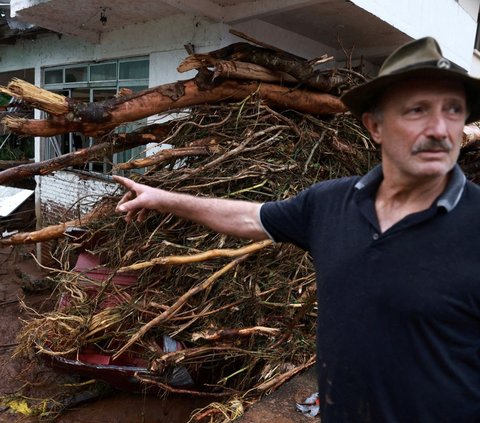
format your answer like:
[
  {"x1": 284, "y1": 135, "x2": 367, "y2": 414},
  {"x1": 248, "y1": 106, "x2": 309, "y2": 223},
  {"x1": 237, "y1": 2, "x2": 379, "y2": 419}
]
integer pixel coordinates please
[{"x1": 113, "y1": 175, "x2": 159, "y2": 223}]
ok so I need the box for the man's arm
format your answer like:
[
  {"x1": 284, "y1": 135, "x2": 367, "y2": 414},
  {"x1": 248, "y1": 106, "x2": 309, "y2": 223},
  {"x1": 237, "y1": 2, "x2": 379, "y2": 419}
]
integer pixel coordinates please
[{"x1": 113, "y1": 175, "x2": 268, "y2": 241}]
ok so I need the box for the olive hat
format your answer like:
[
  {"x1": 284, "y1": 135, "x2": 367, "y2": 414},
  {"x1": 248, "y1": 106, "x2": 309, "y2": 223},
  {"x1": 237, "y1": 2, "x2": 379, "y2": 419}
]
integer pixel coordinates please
[{"x1": 341, "y1": 36, "x2": 480, "y2": 124}]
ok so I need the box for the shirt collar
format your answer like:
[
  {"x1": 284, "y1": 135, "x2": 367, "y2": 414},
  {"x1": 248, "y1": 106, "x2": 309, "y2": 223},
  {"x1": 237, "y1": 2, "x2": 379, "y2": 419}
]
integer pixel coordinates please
[{"x1": 354, "y1": 164, "x2": 466, "y2": 213}]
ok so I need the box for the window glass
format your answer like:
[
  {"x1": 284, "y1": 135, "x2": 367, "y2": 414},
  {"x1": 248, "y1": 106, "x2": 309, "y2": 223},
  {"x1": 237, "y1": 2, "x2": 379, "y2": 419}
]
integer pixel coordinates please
[
  {"x1": 44, "y1": 69, "x2": 63, "y2": 84},
  {"x1": 119, "y1": 59, "x2": 149, "y2": 80},
  {"x1": 65, "y1": 66, "x2": 87, "y2": 83},
  {"x1": 90, "y1": 63, "x2": 117, "y2": 81}
]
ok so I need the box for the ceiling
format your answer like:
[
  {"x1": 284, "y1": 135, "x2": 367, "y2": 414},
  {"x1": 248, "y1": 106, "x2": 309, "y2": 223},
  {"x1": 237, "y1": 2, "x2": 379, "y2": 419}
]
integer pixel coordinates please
[
  {"x1": 0, "y1": 0, "x2": 54, "y2": 44},
  {"x1": 3, "y1": 0, "x2": 410, "y2": 64}
]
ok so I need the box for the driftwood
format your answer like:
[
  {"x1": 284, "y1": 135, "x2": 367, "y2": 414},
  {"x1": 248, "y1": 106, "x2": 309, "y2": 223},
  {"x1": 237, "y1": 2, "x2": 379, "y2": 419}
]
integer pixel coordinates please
[
  {"x1": 2, "y1": 76, "x2": 346, "y2": 137},
  {"x1": 0, "y1": 159, "x2": 33, "y2": 170},
  {"x1": 0, "y1": 202, "x2": 113, "y2": 245},
  {"x1": 191, "y1": 326, "x2": 280, "y2": 342},
  {"x1": 178, "y1": 56, "x2": 299, "y2": 84},
  {"x1": 118, "y1": 239, "x2": 273, "y2": 272},
  {"x1": 185, "y1": 42, "x2": 360, "y2": 92},
  {"x1": 204, "y1": 42, "x2": 320, "y2": 79},
  {"x1": 178, "y1": 54, "x2": 344, "y2": 92},
  {"x1": 0, "y1": 81, "x2": 67, "y2": 115},
  {"x1": 115, "y1": 140, "x2": 221, "y2": 170},
  {"x1": 0, "y1": 125, "x2": 173, "y2": 185}
]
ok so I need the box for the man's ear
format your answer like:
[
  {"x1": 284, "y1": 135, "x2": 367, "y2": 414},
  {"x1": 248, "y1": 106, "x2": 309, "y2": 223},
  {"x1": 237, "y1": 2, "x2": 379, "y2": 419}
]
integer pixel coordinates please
[{"x1": 362, "y1": 113, "x2": 382, "y2": 145}]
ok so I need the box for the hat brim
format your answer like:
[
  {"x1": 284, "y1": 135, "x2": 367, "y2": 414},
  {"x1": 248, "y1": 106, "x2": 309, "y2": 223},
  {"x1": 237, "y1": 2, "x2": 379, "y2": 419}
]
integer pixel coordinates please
[{"x1": 341, "y1": 67, "x2": 480, "y2": 124}]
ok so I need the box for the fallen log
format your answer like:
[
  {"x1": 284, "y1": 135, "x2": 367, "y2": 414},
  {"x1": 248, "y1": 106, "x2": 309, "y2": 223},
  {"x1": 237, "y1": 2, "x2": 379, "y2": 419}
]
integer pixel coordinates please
[
  {"x1": 204, "y1": 42, "x2": 314, "y2": 79},
  {"x1": 178, "y1": 55, "x2": 343, "y2": 92},
  {"x1": 0, "y1": 202, "x2": 113, "y2": 245},
  {"x1": 0, "y1": 126, "x2": 172, "y2": 185},
  {"x1": 115, "y1": 140, "x2": 221, "y2": 170},
  {"x1": 178, "y1": 56, "x2": 298, "y2": 84},
  {"x1": 0, "y1": 80, "x2": 67, "y2": 115},
  {"x1": 0, "y1": 159, "x2": 33, "y2": 170},
  {"x1": 189, "y1": 42, "x2": 359, "y2": 91},
  {"x1": 253, "y1": 355, "x2": 316, "y2": 393},
  {"x1": 2, "y1": 76, "x2": 346, "y2": 137},
  {"x1": 0, "y1": 79, "x2": 137, "y2": 116}
]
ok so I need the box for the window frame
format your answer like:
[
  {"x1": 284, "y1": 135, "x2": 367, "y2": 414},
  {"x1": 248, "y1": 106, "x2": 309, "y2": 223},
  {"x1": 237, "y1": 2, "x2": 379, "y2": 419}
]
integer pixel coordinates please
[{"x1": 42, "y1": 57, "x2": 150, "y2": 175}]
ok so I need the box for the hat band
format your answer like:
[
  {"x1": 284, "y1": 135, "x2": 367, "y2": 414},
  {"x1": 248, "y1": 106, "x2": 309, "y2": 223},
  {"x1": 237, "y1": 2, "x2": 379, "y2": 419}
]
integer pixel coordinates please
[{"x1": 383, "y1": 59, "x2": 466, "y2": 77}]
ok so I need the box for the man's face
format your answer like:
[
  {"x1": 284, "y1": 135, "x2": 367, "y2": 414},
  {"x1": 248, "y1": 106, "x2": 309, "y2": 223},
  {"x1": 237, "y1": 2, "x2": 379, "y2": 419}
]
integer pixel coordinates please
[{"x1": 362, "y1": 78, "x2": 468, "y2": 183}]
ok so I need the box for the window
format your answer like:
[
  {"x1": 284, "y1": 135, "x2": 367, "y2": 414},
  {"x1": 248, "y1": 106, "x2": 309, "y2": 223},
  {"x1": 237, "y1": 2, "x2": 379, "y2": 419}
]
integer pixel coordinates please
[
  {"x1": 119, "y1": 59, "x2": 149, "y2": 80},
  {"x1": 43, "y1": 58, "x2": 150, "y2": 174},
  {"x1": 44, "y1": 69, "x2": 63, "y2": 84},
  {"x1": 90, "y1": 62, "x2": 117, "y2": 81},
  {"x1": 65, "y1": 66, "x2": 87, "y2": 83}
]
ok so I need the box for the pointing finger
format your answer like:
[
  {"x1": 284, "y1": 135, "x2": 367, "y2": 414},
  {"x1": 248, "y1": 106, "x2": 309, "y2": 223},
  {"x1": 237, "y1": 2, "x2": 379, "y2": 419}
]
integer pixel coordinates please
[{"x1": 113, "y1": 175, "x2": 136, "y2": 190}]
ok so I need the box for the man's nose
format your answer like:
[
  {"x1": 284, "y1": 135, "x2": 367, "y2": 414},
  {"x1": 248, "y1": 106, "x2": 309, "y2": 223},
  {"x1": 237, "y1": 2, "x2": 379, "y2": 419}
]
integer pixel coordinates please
[{"x1": 425, "y1": 111, "x2": 448, "y2": 139}]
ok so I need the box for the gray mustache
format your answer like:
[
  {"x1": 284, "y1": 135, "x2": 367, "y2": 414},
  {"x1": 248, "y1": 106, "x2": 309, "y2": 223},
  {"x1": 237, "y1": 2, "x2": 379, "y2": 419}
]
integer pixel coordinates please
[{"x1": 412, "y1": 138, "x2": 452, "y2": 154}]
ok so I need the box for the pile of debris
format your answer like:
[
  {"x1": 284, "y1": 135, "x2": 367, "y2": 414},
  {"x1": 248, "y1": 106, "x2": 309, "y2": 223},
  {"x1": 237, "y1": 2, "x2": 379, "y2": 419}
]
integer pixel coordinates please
[
  {"x1": 15, "y1": 100, "x2": 377, "y2": 419},
  {"x1": 1, "y1": 38, "x2": 479, "y2": 421}
]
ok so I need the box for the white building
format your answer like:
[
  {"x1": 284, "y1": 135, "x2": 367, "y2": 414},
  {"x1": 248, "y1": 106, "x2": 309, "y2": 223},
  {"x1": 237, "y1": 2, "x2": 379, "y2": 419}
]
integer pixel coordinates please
[{"x1": 0, "y1": 0, "x2": 479, "y2": 261}]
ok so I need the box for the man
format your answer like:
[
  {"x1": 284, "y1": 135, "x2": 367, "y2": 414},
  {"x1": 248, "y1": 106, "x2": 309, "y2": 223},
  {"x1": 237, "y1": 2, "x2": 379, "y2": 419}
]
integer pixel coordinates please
[{"x1": 114, "y1": 37, "x2": 480, "y2": 421}]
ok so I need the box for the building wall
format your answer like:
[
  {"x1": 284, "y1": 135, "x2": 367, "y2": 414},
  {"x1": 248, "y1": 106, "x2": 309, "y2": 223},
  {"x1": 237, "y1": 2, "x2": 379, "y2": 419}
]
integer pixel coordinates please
[
  {"x1": 351, "y1": 0, "x2": 478, "y2": 71},
  {"x1": 39, "y1": 173, "x2": 117, "y2": 221},
  {"x1": 0, "y1": 15, "x2": 221, "y2": 75},
  {"x1": 37, "y1": 172, "x2": 118, "y2": 264}
]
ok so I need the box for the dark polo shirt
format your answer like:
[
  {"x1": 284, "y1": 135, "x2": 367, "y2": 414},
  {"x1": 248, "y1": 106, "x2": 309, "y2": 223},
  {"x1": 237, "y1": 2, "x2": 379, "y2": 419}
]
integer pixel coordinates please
[{"x1": 260, "y1": 165, "x2": 480, "y2": 422}]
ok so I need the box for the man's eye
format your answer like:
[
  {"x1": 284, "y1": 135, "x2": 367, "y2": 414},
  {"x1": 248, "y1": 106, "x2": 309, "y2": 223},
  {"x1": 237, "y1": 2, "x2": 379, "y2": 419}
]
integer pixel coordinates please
[
  {"x1": 406, "y1": 106, "x2": 423, "y2": 114},
  {"x1": 446, "y1": 105, "x2": 463, "y2": 114}
]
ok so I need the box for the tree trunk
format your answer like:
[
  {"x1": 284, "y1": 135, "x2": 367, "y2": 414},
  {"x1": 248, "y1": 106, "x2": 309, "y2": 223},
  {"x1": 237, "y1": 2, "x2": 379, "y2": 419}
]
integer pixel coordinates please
[
  {"x1": 178, "y1": 53, "x2": 345, "y2": 93},
  {"x1": 0, "y1": 203, "x2": 113, "y2": 245},
  {"x1": 0, "y1": 159, "x2": 33, "y2": 170},
  {"x1": 116, "y1": 142, "x2": 220, "y2": 170},
  {"x1": 0, "y1": 123, "x2": 174, "y2": 185},
  {"x1": 2, "y1": 77, "x2": 346, "y2": 137},
  {"x1": 178, "y1": 56, "x2": 297, "y2": 84}
]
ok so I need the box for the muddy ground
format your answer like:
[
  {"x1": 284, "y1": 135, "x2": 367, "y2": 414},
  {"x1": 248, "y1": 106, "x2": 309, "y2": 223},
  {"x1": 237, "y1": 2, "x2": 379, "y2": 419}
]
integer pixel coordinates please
[{"x1": 0, "y1": 244, "x2": 212, "y2": 423}]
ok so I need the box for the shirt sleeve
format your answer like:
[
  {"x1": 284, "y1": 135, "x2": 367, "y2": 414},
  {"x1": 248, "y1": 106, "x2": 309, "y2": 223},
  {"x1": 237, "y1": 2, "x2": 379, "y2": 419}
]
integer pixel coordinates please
[{"x1": 259, "y1": 188, "x2": 314, "y2": 251}]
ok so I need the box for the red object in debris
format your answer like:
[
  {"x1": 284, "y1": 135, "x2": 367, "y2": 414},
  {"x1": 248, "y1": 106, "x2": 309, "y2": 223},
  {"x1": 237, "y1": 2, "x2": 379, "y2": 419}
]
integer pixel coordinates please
[
  {"x1": 44, "y1": 336, "x2": 193, "y2": 393},
  {"x1": 58, "y1": 252, "x2": 138, "y2": 310},
  {"x1": 78, "y1": 350, "x2": 111, "y2": 366},
  {"x1": 47, "y1": 252, "x2": 194, "y2": 392},
  {"x1": 73, "y1": 252, "x2": 137, "y2": 286},
  {"x1": 77, "y1": 345, "x2": 148, "y2": 368}
]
